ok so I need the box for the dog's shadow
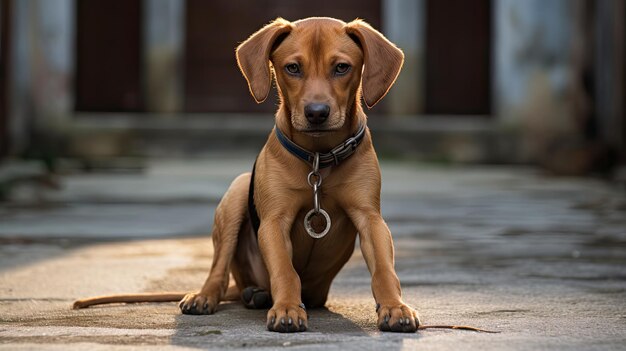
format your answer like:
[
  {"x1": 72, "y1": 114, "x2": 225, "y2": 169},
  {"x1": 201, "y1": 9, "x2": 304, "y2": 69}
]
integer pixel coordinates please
[
  {"x1": 306, "y1": 305, "x2": 370, "y2": 334},
  {"x1": 170, "y1": 301, "x2": 371, "y2": 348}
]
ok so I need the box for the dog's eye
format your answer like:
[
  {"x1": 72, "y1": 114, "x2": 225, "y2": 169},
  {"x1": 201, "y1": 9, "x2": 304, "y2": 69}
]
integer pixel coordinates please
[
  {"x1": 335, "y1": 63, "x2": 351, "y2": 75},
  {"x1": 285, "y1": 63, "x2": 301, "y2": 75}
]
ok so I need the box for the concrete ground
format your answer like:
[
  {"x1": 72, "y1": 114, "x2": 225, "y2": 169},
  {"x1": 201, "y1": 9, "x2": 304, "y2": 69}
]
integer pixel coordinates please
[{"x1": 0, "y1": 156, "x2": 625, "y2": 350}]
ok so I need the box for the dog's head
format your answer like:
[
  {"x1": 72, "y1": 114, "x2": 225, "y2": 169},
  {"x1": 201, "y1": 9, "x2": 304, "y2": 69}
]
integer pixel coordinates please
[{"x1": 236, "y1": 17, "x2": 403, "y2": 135}]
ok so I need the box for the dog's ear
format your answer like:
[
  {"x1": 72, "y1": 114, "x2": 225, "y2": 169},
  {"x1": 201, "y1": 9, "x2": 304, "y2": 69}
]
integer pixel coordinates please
[
  {"x1": 236, "y1": 18, "x2": 293, "y2": 103},
  {"x1": 345, "y1": 20, "x2": 404, "y2": 108}
]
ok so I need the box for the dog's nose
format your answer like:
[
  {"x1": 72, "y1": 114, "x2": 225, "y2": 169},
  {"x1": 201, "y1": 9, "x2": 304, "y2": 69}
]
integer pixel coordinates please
[{"x1": 304, "y1": 103, "x2": 330, "y2": 125}]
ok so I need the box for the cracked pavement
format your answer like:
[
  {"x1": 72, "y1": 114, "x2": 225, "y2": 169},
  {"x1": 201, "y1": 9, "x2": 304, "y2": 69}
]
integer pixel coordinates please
[{"x1": 1, "y1": 157, "x2": 625, "y2": 350}]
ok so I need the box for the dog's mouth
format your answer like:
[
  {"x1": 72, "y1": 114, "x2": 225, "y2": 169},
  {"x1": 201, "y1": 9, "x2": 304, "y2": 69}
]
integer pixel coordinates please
[
  {"x1": 291, "y1": 113, "x2": 346, "y2": 137},
  {"x1": 302, "y1": 129, "x2": 334, "y2": 137},
  {"x1": 297, "y1": 123, "x2": 344, "y2": 136}
]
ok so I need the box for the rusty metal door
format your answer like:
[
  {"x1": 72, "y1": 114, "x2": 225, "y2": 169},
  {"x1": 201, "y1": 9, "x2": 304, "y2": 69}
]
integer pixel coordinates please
[
  {"x1": 425, "y1": 0, "x2": 491, "y2": 115},
  {"x1": 75, "y1": 0, "x2": 144, "y2": 112}
]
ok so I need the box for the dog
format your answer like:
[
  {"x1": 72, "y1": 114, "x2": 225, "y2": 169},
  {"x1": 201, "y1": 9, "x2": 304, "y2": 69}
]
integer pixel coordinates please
[{"x1": 74, "y1": 17, "x2": 419, "y2": 333}]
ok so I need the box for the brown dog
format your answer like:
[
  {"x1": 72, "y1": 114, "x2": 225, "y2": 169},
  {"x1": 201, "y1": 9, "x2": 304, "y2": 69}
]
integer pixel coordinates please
[{"x1": 74, "y1": 17, "x2": 418, "y2": 333}]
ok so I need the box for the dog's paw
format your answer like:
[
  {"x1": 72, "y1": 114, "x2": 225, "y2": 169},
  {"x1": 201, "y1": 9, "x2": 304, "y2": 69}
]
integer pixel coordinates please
[
  {"x1": 242, "y1": 286, "x2": 272, "y2": 309},
  {"x1": 376, "y1": 302, "x2": 420, "y2": 332},
  {"x1": 266, "y1": 302, "x2": 307, "y2": 333},
  {"x1": 179, "y1": 292, "x2": 218, "y2": 315}
]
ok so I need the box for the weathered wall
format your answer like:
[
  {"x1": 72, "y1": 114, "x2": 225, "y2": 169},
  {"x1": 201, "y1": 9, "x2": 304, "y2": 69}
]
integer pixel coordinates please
[
  {"x1": 144, "y1": 0, "x2": 185, "y2": 113},
  {"x1": 9, "y1": 0, "x2": 74, "y2": 155},
  {"x1": 383, "y1": 0, "x2": 424, "y2": 115},
  {"x1": 493, "y1": 0, "x2": 589, "y2": 164},
  {"x1": 5, "y1": 0, "x2": 621, "y2": 167}
]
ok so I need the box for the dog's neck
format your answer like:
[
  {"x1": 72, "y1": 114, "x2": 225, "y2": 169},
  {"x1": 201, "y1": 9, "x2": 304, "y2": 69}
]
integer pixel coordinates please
[{"x1": 274, "y1": 104, "x2": 366, "y2": 153}]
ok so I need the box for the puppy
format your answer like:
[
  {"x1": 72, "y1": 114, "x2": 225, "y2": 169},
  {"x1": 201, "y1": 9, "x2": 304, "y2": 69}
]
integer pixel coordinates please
[{"x1": 74, "y1": 17, "x2": 419, "y2": 333}]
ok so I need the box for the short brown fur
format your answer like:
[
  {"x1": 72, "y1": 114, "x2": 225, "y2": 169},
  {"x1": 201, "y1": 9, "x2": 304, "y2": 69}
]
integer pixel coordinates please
[{"x1": 75, "y1": 17, "x2": 418, "y2": 333}]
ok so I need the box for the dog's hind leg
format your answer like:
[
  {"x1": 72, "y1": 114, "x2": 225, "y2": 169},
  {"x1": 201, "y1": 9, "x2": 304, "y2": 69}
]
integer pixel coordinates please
[
  {"x1": 223, "y1": 281, "x2": 241, "y2": 301},
  {"x1": 241, "y1": 286, "x2": 272, "y2": 309},
  {"x1": 179, "y1": 173, "x2": 251, "y2": 315}
]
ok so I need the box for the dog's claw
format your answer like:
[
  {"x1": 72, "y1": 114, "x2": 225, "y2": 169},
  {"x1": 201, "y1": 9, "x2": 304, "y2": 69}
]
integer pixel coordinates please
[
  {"x1": 377, "y1": 303, "x2": 419, "y2": 333},
  {"x1": 267, "y1": 303, "x2": 307, "y2": 333},
  {"x1": 179, "y1": 293, "x2": 216, "y2": 315}
]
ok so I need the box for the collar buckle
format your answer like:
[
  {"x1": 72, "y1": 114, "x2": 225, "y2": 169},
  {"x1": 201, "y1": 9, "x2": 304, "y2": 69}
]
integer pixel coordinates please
[{"x1": 345, "y1": 137, "x2": 357, "y2": 150}]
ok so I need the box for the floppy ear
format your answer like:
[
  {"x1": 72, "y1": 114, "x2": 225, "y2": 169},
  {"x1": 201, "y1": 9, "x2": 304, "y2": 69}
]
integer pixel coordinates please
[
  {"x1": 236, "y1": 18, "x2": 293, "y2": 103},
  {"x1": 344, "y1": 20, "x2": 404, "y2": 108}
]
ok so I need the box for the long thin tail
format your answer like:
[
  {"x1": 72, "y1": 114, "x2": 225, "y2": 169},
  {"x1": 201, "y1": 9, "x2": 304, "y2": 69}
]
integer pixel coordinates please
[
  {"x1": 73, "y1": 293, "x2": 187, "y2": 309},
  {"x1": 418, "y1": 325, "x2": 500, "y2": 333}
]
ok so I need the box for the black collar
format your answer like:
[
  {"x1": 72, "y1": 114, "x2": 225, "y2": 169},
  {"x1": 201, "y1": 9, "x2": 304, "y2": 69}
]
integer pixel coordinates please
[{"x1": 274, "y1": 124, "x2": 366, "y2": 168}]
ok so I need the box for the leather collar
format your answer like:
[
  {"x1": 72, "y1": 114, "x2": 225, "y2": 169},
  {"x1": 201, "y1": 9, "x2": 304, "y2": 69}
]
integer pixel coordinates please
[{"x1": 274, "y1": 124, "x2": 366, "y2": 169}]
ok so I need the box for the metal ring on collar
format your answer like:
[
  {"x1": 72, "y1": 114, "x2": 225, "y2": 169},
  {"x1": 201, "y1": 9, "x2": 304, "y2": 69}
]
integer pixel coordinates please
[
  {"x1": 304, "y1": 208, "x2": 331, "y2": 239},
  {"x1": 312, "y1": 152, "x2": 320, "y2": 172},
  {"x1": 307, "y1": 172, "x2": 322, "y2": 187}
]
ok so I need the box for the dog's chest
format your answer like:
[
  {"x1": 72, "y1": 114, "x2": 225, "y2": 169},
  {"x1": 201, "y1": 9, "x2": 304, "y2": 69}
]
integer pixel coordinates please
[{"x1": 289, "y1": 196, "x2": 358, "y2": 277}]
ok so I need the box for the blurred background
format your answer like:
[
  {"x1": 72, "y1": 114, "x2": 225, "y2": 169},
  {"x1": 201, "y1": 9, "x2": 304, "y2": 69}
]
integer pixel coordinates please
[
  {"x1": 0, "y1": 0, "x2": 623, "y2": 173},
  {"x1": 1, "y1": 3, "x2": 625, "y2": 347}
]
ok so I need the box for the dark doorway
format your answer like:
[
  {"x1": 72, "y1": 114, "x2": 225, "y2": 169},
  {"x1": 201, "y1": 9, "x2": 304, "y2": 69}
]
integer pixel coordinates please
[
  {"x1": 425, "y1": 0, "x2": 491, "y2": 115},
  {"x1": 184, "y1": 0, "x2": 381, "y2": 113},
  {"x1": 75, "y1": 0, "x2": 144, "y2": 112}
]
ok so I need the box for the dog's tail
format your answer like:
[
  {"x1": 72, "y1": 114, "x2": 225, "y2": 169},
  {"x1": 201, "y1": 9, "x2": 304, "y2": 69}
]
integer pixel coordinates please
[
  {"x1": 72, "y1": 293, "x2": 187, "y2": 309},
  {"x1": 418, "y1": 325, "x2": 500, "y2": 333}
]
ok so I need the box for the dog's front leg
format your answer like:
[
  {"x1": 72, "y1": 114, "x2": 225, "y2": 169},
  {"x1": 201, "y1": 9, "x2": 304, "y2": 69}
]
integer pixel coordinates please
[
  {"x1": 258, "y1": 217, "x2": 307, "y2": 332},
  {"x1": 350, "y1": 209, "x2": 420, "y2": 332}
]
